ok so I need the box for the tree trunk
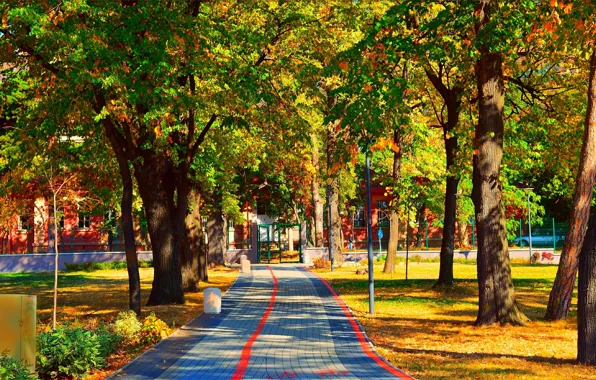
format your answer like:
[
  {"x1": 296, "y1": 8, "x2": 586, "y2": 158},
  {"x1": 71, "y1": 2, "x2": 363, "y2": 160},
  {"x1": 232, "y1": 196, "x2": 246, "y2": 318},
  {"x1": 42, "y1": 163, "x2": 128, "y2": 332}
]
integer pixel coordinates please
[
  {"x1": 546, "y1": 49, "x2": 596, "y2": 321},
  {"x1": 134, "y1": 156, "x2": 184, "y2": 306},
  {"x1": 326, "y1": 118, "x2": 342, "y2": 262},
  {"x1": 578, "y1": 215, "x2": 596, "y2": 364},
  {"x1": 113, "y1": 150, "x2": 141, "y2": 315},
  {"x1": 181, "y1": 191, "x2": 202, "y2": 293},
  {"x1": 384, "y1": 128, "x2": 402, "y2": 274},
  {"x1": 436, "y1": 176, "x2": 458, "y2": 286},
  {"x1": 207, "y1": 194, "x2": 226, "y2": 266},
  {"x1": 457, "y1": 219, "x2": 470, "y2": 248},
  {"x1": 425, "y1": 68, "x2": 462, "y2": 287},
  {"x1": 472, "y1": 30, "x2": 526, "y2": 325},
  {"x1": 311, "y1": 133, "x2": 325, "y2": 247}
]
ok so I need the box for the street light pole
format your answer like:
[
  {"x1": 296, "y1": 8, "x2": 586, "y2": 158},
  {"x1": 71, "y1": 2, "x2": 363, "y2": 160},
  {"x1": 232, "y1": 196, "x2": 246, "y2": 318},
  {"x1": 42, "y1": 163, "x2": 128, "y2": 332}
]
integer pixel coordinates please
[
  {"x1": 365, "y1": 148, "x2": 374, "y2": 315},
  {"x1": 527, "y1": 191, "x2": 533, "y2": 263}
]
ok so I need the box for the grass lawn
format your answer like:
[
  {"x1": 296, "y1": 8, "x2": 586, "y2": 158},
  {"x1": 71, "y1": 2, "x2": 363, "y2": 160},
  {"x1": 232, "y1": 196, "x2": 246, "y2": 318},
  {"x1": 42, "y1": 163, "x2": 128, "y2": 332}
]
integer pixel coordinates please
[
  {"x1": 318, "y1": 262, "x2": 596, "y2": 380},
  {"x1": 0, "y1": 266, "x2": 238, "y2": 378}
]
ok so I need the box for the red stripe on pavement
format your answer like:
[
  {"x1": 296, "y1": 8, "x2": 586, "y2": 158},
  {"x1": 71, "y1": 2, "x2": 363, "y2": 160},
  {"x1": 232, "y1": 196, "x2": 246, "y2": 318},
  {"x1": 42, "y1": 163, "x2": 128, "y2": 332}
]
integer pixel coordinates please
[
  {"x1": 304, "y1": 267, "x2": 415, "y2": 380},
  {"x1": 231, "y1": 265, "x2": 278, "y2": 380}
]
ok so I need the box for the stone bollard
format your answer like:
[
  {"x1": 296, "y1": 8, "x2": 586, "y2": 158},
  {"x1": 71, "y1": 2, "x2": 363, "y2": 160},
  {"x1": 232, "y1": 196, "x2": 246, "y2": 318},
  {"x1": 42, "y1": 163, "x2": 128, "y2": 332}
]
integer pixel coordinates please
[
  {"x1": 302, "y1": 252, "x2": 310, "y2": 266},
  {"x1": 240, "y1": 254, "x2": 247, "y2": 262},
  {"x1": 204, "y1": 288, "x2": 222, "y2": 314},
  {"x1": 241, "y1": 259, "x2": 251, "y2": 274}
]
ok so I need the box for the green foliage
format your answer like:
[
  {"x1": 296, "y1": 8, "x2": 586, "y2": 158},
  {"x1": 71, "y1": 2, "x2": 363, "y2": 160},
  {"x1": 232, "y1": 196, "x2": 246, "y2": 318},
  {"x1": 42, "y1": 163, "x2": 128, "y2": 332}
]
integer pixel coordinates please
[
  {"x1": 0, "y1": 354, "x2": 35, "y2": 380},
  {"x1": 113, "y1": 311, "x2": 142, "y2": 344},
  {"x1": 140, "y1": 313, "x2": 171, "y2": 346},
  {"x1": 36, "y1": 326, "x2": 106, "y2": 379},
  {"x1": 64, "y1": 260, "x2": 153, "y2": 272}
]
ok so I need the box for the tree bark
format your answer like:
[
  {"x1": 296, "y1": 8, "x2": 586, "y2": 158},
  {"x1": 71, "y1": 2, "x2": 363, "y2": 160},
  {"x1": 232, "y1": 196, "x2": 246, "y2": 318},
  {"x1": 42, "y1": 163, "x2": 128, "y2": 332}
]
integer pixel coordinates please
[
  {"x1": 457, "y1": 219, "x2": 470, "y2": 248},
  {"x1": 384, "y1": 128, "x2": 402, "y2": 274},
  {"x1": 115, "y1": 151, "x2": 141, "y2": 314},
  {"x1": 327, "y1": 119, "x2": 342, "y2": 262},
  {"x1": 546, "y1": 49, "x2": 596, "y2": 321},
  {"x1": 181, "y1": 191, "x2": 202, "y2": 293},
  {"x1": 207, "y1": 194, "x2": 226, "y2": 266},
  {"x1": 578, "y1": 215, "x2": 596, "y2": 364},
  {"x1": 104, "y1": 121, "x2": 141, "y2": 314},
  {"x1": 425, "y1": 69, "x2": 462, "y2": 287},
  {"x1": 473, "y1": 15, "x2": 526, "y2": 325},
  {"x1": 311, "y1": 133, "x2": 325, "y2": 247},
  {"x1": 134, "y1": 155, "x2": 184, "y2": 306}
]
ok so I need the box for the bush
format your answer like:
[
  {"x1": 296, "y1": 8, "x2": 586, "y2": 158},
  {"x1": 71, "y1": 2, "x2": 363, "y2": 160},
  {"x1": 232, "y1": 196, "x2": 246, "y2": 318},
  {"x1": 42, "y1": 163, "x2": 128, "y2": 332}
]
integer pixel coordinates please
[
  {"x1": 140, "y1": 313, "x2": 171, "y2": 345},
  {"x1": 410, "y1": 254, "x2": 423, "y2": 264},
  {"x1": 113, "y1": 310, "x2": 142, "y2": 344},
  {"x1": 64, "y1": 260, "x2": 153, "y2": 272},
  {"x1": 95, "y1": 324, "x2": 122, "y2": 357},
  {"x1": 37, "y1": 326, "x2": 105, "y2": 379},
  {"x1": 312, "y1": 257, "x2": 331, "y2": 269},
  {"x1": 0, "y1": 354, "x2": 36, "y2": 380}
]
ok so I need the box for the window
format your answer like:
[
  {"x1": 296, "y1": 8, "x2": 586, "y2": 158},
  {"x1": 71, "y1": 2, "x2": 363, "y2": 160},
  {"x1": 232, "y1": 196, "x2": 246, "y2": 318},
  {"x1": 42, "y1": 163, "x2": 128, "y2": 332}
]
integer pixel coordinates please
[
  {"x1": 353, "y1": 207, "x2": 366, "y2": 228},
  {"x1": 376, "y1": 201, "x2": 388, "y2": 209},
  {"x1": 18, "y1": 216, "x2": 30, "y2": 231},
  {"x1": 78, "y1": 213, "x2": 91, "y2": 229}
]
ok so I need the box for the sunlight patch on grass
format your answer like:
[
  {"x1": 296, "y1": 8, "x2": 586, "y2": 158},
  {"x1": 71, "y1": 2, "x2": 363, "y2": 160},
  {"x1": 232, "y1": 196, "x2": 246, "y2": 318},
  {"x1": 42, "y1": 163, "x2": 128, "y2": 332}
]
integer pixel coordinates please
[{"x1": 318, "y1": 263, "x2": 595, "y2": 380}]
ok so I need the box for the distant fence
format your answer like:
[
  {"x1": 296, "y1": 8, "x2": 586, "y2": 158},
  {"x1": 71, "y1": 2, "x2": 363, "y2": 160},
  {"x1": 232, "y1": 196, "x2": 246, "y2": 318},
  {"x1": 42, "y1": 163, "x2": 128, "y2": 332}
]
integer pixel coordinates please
[{"x1": 0, "y1": 251, "x2": 153, "y2": 273}]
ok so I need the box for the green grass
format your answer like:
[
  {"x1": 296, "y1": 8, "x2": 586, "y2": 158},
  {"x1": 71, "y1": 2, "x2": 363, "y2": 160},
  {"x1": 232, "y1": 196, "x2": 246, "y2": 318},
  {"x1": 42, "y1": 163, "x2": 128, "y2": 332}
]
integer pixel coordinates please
[{"x1": 318, "y1": 262, "x2": 592, "y2": 380}]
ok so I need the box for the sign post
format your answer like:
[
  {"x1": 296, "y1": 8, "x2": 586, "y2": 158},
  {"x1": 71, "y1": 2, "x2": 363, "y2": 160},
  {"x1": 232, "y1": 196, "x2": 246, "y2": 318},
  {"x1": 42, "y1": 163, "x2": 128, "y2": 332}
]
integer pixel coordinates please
[{"x1": 377, "y1": 229, "x2": 383, "y2": 253}]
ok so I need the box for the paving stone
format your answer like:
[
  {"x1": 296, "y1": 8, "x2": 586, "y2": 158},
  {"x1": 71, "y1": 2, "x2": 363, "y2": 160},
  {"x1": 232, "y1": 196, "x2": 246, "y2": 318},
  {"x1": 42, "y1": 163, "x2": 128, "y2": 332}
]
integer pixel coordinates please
[{"x1": 109, "y1": 265, "x2": 410, "y2": 380}]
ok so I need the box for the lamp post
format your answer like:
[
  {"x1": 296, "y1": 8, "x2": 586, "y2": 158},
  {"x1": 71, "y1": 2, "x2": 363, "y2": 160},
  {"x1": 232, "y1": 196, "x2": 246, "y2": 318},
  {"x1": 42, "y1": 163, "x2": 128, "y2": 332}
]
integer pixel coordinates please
[
  {"x1": 526, "y1": 189, "x2": 533, "y2": 263},
  {"x1": 365, "y1": 147, "x2": 374, "y2": 315}
]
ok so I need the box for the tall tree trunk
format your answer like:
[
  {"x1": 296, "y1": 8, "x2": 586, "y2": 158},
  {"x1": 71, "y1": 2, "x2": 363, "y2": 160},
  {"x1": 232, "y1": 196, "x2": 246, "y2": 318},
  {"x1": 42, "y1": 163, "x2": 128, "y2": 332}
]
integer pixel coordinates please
[
  {"x1": 327, "y1": 120, "x2": 342, "y2": 262},
  {"x1": 105, "y1": 124, "x2": 141, "y2": 314},
  {"x1": 578, "y1": 215, "x2": 596, "y2": 364},
  {"x1": 457, "y1": 219, "x2": 470, "y2": 248},
  {"x1": 134, "y1": 155, "x2": 184, "y2": 306},
  {"x1": 415, "y1": 203, "x2": 426, "y2": 248},
  {"x1": 436, "y1": 175, "x2": 458, "y2": 286},
  {"x1": 384, "y1": 128, "x2": 402, "y2": 274},
  {"x1": 311, "y1": 133, "x2": 325, "y2": 247},
  {"x1": 425, "y1": 70, "x2": 462, "y2": 287},
  {"x1": 181, "y1": 191, "x2": 202, "y2": 293},
  {"x1": 473, "y1": 14, "x2": 526, "y2": 325},
  {"x1": 546, "y1": 49, "x2": 596, "y2": 321},
  {"x1": 116, "y1": 153, "x2": 141, "y2": 314},
  {"x1": 207, "y1": 193, "x2": 226, "y2": 266}
]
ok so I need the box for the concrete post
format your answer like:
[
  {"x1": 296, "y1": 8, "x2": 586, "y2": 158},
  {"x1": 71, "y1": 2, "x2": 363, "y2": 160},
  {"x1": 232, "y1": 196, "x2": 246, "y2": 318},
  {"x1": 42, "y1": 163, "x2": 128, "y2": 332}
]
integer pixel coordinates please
[{"x1": 203, "y1": 288, "x2": 222, "y2": 314}]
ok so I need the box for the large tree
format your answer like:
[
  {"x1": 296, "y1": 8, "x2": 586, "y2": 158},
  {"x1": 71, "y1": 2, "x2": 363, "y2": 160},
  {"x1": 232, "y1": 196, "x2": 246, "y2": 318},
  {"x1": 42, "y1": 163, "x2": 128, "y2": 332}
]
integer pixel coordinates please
[{"x1": 472, "y1": 0, "x2": 526, "y2": 326}]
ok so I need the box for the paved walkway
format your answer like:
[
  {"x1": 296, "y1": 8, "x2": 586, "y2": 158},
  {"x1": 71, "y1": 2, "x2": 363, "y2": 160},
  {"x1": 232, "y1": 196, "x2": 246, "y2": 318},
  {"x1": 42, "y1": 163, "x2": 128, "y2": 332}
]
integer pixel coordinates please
[{"x1": 111, "y1": 265, "x2": 412, "y2": 380}]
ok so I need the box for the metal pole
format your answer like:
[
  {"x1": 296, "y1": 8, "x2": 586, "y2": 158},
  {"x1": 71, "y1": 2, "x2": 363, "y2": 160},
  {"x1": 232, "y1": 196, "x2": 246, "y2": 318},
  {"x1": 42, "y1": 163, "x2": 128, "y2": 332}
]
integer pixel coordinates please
[
  {"x1": 406, "y1": 208, "x2": 409, "y2": 281},
  {"x1": 365, "y1": 149, "x2": 374, "y2": 314},
  {"x1": 528, "y1": 193, "x2": 533, "y2": 263},
  {"x1": 327, "y1": 184, "x2": 335, "y2": 272}
]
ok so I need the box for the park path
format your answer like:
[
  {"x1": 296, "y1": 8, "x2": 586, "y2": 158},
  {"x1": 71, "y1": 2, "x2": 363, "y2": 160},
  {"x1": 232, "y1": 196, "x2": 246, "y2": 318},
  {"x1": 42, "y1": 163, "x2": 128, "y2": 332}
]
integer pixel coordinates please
[{"x1": 110, "y1": 265, "x2": 412, "y2": 380}]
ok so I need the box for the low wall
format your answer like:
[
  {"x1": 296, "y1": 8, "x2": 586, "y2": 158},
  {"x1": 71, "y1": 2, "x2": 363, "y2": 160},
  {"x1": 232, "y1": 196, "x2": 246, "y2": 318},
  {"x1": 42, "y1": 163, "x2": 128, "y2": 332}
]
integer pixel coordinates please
[
  {"x1": 0, "y1": 251, "x2": 154, "y2": 273},
  {"x1": 226, "y1": 249, "x2": 254, "y2": 264},
  {"x1": 305, "y1": 248, "x2": 329, "y2": 261},
  {"x1": 342, "y1": 248, "x2": 560, "y2": 264}
]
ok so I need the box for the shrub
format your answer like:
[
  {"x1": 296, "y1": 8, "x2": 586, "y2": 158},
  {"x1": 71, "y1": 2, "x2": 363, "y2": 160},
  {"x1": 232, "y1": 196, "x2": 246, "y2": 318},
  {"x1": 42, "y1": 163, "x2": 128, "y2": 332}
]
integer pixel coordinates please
[
  {"x1": 410, "y1": 254, "x2": 423, "y2": 264},
  {"x1": 64, "y1": 260, "x2": 153, "y2": 272},
  {"x1": 95, "y1": 324, "x2": 122, "y2": 357},
  {"x1": 37, "y1": 326, "x2": 105, "y2": 379},
  {"x1": 140, "y1": 313, "x2": 171, "y2": 345},
  {"x1": 113, "y1": 310, "x2": 142, "y2": 344},
  {"x1": 312, "y1": 257, "x2": 331, "y2": 269},
  {"x1": 0, "y1": 354, "x2": 36, "y2": 380}
]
